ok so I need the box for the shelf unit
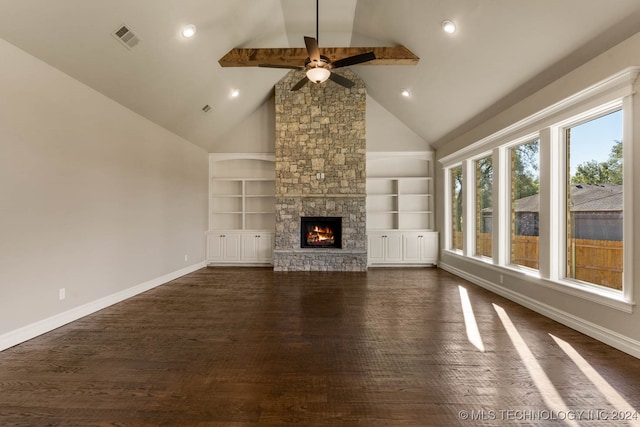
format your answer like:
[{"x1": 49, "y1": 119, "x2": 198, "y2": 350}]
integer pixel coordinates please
[
  {"x1": 210, "y1": 178, "x2": 275, "y2": 230},
  {"x1": 208, "y1": 154, "x2": 276, "y2": 265},
  {"x1": 209, "y1": 154, "x2": 276, "y2": 232},
  {"x1": 366, "y1": 152, "x2": 434, "y2": 231},
  {"x1": 366, "y1": 152, "x2": 437, "y2": 266}
]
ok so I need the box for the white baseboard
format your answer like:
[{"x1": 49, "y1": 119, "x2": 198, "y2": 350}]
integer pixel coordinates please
[
  {"x1": 440, "y1": 262, "x2": 640, "y2": 359},
  {"x1": 0, "y1": 261, "x2": 206, "y2": 352}
]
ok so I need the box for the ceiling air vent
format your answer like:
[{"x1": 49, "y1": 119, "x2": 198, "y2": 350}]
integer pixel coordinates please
[{"x1": 112, "y1": 24, "x2": 140, "y2": 50}]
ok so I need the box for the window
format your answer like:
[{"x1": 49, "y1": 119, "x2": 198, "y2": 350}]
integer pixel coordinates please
[
  {"x1": 565, "y1": 110, "x2": 623, "y2": 290},
  {"x1": 510, "y1": 139, "x2": 540, "y2": 269},
  {"x1": 451, "y1": 165, "x2": 463, "y2": 251},
  {"x1": 475, "y1": 156, "x2": 493, "y2": 257},
  {"x1": 440, "y1": 68, "x2": 635, "y2": 307}
]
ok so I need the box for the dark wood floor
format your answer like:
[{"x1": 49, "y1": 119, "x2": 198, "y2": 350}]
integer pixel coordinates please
[{"x1": 1, "y1": 267, "x2": 639, "y2": 426}]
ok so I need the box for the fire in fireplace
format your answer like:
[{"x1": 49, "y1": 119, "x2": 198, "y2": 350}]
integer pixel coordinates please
[{"x1": 300, "y1": 217, "x2": 342, "y2": 249}]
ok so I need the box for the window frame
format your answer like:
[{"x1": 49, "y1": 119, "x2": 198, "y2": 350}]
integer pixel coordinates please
[
  {"x1": 506, "y1": 136, "x2": 541, "y2": 272},
  {"x1": 446, "y1": 164, "x2": 464, "y2": 253},
  {"x1": 473, "y1": 153, "x2": 494, "y2": 260},
  {"x1": 439, "y1": 67, "x2": 637, "y2": 311},
  {"x1": 552, "y1": 101, "x2": 628, "y2": 296}
]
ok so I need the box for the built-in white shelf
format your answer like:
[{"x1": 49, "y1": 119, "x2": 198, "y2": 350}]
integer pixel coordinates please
[
  {"x1": 366, "y1": 153, "x2": 435, "y2": 231},
  {"x1": 208, "y1": 154, "x2": 276, "y2": 265},
  {"x1": 366, "y1": 152, "x2": 438, "y2": 265},
  {"x1": 209, "y1": 155, "x2": 276, "y2": 232}
]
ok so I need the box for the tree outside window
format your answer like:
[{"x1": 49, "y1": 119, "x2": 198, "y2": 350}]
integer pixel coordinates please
[
  {"x1": 451, "y1": 166, "x2": 463, "y2": 251},
  {"x1": 475, "y1": 156, "x2": 493, "y2": 257},
  {"x1": 510, "y1": 139, "x2": 540, "y2": 269}
]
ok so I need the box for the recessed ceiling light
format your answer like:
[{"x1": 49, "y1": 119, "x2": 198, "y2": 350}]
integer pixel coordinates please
[
  {"x1": 181, "y1": 24, "x2": 196, "y2": 38},
  {"x1": 442, "y1": 20, "x2": 456, "y2": 34},
  {"x1": 231, "y1": 89, "x2": 240, "y2": 98},
  {"x1": 401, "y1": 89, "x2": 410, "y2": 97}
]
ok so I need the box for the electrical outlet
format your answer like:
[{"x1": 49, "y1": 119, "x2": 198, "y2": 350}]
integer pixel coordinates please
[
  {"x1": 499, "y1": 275, "x2": 504, "y2": 284},
  {"x1": 59, "y1": 288, "x2": 66, "y2": 300},
  {"x1": 184, "y1": 254, "x2": 188, "y2": 262}
]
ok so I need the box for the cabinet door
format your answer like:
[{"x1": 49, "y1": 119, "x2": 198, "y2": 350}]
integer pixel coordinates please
[
  {"x1": 402, "y1": 233, "x2": 421, "y2": 262},
  {"x1": 255, "y1": 233, "x2": 274, "y2": 262},
  {"x1": 223, "y1": 233, "x2": 241, "y2": 261},
  {"x1": 241, "y1": 234, "x2": 258, "y2": 261},
  {"x1": 385, "y1": 234, "x2": 403, "y2": 262},
  {"x1": 368, "y1": 234, "x2": 386, "y2": 264},
  {"x1": 207, "y1": 234, "x2": 225, "y2": 262},
  {"x1": 420, "y1": 232, "x2": 438, "y2": 263}
]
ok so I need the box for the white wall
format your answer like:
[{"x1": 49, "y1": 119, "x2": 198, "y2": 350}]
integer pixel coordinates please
[
  {"x1": 215, "y1": 90, "x2": 428, "y2": 153},
  {"x1": 435, "y1": 32, "x2": 640, "y2": 357},
  {"x1": 366, "y1": 95, "x2": 429, "y2": 151},
  {"x1": 0, "y1": 39, "x2": 208, "y2": 345},
  {"x1": 216, "y1": 96, "x2": 276, "y2": 153}
]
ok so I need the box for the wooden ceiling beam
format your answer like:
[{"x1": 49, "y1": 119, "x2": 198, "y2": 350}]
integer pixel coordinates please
[{"x1": 218, "y1": 45, "x2": 419, "y2": 67}]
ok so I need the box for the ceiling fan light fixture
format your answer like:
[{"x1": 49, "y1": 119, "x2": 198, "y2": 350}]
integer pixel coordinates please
[
  {"x1": 306, "y1": 67, "x2": 331, "y2": 84},
  {"x1": 181, "y1": 24, "x2": 196, "y2": 38},
  {"x1": 442, "y1": 20, "x2": 456, "y2": 34}
]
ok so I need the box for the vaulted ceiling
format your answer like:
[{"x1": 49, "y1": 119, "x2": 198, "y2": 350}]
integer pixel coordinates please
[{"x1": 1, "y1": 0, "x2": 640, "y2": 152}]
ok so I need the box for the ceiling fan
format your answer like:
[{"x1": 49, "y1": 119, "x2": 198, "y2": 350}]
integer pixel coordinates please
[
  {"x1": 259, "y1": 35, "x2": 375, "y2": 91},
  {"x1": 260, "y1": 0, "x2": 375, "y2": 91},
  {"x1": 218, "y1": 0, "x2": 419, "y2": 91}
]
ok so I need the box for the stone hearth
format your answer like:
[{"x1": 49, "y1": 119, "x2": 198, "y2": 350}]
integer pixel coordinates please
[{"x1": 273, "y1": 69, "x2": 367, "y2": 271}]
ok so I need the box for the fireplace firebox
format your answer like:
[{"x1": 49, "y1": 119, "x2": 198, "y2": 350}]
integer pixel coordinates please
[{"x1": 300, "y1": 217, "x2": 342, "y2": 249}]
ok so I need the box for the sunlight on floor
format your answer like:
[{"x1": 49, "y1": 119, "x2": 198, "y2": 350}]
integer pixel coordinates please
[
  {"x1": 550, "y1": 334, "x2": 639, "y2": 423},
  {"x1": 458, "y1": 286, "x2": 485, "y2": 352},
  {"x1": 493, "y1": 304, "x2": 579, "y2": 427}
]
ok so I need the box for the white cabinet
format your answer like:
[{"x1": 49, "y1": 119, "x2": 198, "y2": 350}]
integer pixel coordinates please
[
  {"x1": 207, "y1": 232, "x2": 274, "y2": 265},
  {"x1": 402, "y1": 232, "x2": 438, "y2": 264},
  {"x1": 368, "y1": 231, "x2": 438, "y2": 266},
  {"x1": 207, "y1": 232, "x2": 241, "y2": 262},
  {"x1": 241, "y1": 232, "x2": 274, "y2": 263},
  {"x1": 368, "y1": 232, "x2": 403, "y2": 264}
]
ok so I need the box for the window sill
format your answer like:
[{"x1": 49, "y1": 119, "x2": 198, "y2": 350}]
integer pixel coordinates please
[
  {"x1": 443, "y1": 250, "x2": 635, "y2": 313},
  {"x1": 538, "y1": 278, "x2": 634, "y2": 314}
]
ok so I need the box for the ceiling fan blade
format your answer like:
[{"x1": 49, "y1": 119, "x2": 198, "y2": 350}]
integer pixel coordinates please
[
  {"x1": 332, "y1": 51, "x2": 376, "y2": 69},
  {"x1": 328, "y1": 72, "x2": 355, "y2": 88},
  {"x1": 304, "y1": 36, "x2": 321, "y2": 62},
  {"x1": 259, "y1": 64, "x2": 304, "y2": 70},
  {"x1": 291, "y1": 76, "x2": 309, "y2": 91}
]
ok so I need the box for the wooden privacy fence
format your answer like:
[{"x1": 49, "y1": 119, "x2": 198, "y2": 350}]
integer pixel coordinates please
[
  {"x1": 471, "y1": 233, "x2": 622, "y2": 290},
  {"x1": 569, "y1": 238, "x2": 622, "y2": 290},
  {"x1": 510, "y1": 235, "x2": 539, "y2": 270}
]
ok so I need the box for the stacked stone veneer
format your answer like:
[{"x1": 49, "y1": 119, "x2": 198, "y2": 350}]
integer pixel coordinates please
[{"x1": 274, "y1": 68, "x2": 367, "y2": 271}]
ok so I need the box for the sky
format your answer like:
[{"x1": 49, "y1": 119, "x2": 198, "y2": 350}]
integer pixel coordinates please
[{"x1": 568, "y1": 110, "x2": 622, "y2": 177}]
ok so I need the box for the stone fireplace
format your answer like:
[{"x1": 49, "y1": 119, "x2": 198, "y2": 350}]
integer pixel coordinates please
[{"x1": 273, "y1": 69, "x2": 367, "y2": 271}]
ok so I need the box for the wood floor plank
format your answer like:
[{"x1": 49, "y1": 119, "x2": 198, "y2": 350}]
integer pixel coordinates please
[{"x1": 1, "y1": 267, "x2": 639, "y2": 426}]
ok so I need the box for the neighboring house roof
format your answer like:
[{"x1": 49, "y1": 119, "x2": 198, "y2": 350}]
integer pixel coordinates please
[
  {"x1": 484, "y1": 184, "x2": 623, "y2": 213},
  {"x1": 569, "y1": 183, "x2": 622, "y2": 212}
]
